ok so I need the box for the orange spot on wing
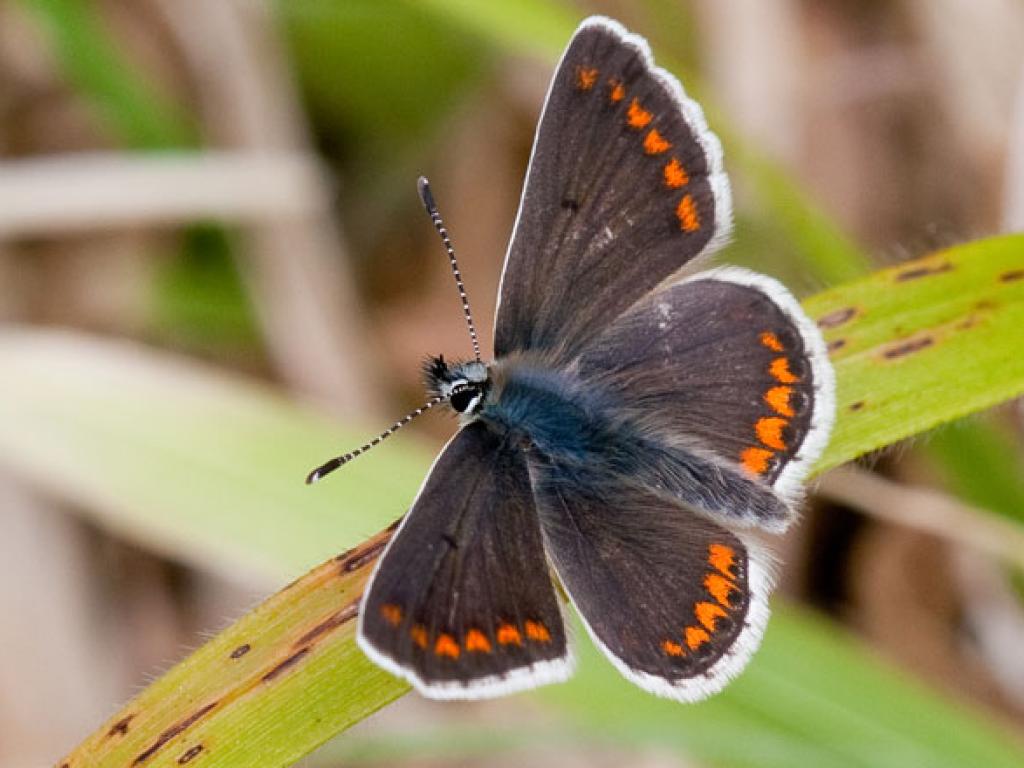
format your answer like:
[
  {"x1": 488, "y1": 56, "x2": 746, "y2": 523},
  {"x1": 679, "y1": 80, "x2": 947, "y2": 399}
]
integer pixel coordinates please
[
  {"x1": 465, "y1": 629, "x2": 492, "y2": 653},
  {"x1": 497, "y1": 624, "x2": 523, "y2": 646},
  {"x1": 708, "y1": 543, "x2": 737, "y2": 579},
  {"x1": 740, "y1": 446, "x2": 773, "y2": 475},
  {"x1": 525, "y1": 620, "x2": 551, "y2": 643},
  {"x1": 756, "y1": 416, "x2": 788, "y2": 451},
  {"x1": 695, "y1": 601, "x2": 729, "y2": 632},
  {"x1": 410, "y1": 625, "x2": 428, "y2": 649},
  {"x1": 379, "y1": 603, "x2": 402, "y2": 626},
  {"x1": 760, "y1": 331, "x2": 784, "y2": 351},
  {"x1": 705, "y1": 573, "x2": 738, "y2": 608},
  {"x1": 643, "y1": 129, "x2": 671, "y2": 155},
  {"x1": 608, "y1": 79, "x2": 625, "y2": 103},
  {"x1": 765, "y1": 385, "x2": 795, "y2": 417},
  {"x1": 576, "y1": 66, "x2": 599, "y2": 90},
  {"x1": 435, "y1": 633, "x2": 460, "y2": 658},
  {"x1": 663, "y1": 157, "x2": 689, "y2": 188},
  {"x1": 662, "y1": 639, "x2": 685, "y2": 656},
  {"x1": 770, "y1": 357, "x2": 799, "y2": 383},
  {"x1": 627, "y1": 98, "x2": 653, "y2": 129},
  {"x1": 676, "y1": 194, "x2": 700, "y2": 232},
  {"x1": 685, "y1": 626, "x2": 711, "y2": 650}
]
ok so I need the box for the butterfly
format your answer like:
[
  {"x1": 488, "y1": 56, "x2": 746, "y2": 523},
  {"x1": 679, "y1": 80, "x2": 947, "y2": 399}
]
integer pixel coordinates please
[{"x1": 308, "y1": 16, "x2": 834, "y2": 702}]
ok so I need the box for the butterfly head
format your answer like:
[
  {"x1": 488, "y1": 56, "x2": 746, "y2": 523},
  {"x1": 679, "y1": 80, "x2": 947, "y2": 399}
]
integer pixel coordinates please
[{"x1": 424, "y1": 355, "x2": 490, "y2": 415}]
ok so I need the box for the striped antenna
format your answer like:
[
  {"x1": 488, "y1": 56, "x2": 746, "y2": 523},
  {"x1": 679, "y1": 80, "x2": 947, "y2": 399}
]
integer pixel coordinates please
[
  {"x1": 418, "y1": 177, "x2": 482, "y2": 363},
  {"x1": 305, "y1": 395, "x2": 445, "y2": 484}
]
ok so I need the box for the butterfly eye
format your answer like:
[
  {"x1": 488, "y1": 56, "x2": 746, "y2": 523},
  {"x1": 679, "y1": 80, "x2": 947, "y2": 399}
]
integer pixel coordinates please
[{"x1": 449, "y1": 386, "x2": 479, "y2": 413}]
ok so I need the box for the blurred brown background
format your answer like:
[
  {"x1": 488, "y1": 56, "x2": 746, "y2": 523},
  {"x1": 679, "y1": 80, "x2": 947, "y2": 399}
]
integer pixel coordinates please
[{"x1": 1, "y1": 1, "x2": 1024, "y2": 766}]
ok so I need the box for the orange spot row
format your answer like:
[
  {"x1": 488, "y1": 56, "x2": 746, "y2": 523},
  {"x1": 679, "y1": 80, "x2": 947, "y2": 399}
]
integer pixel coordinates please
[
  {"x1": 608, "y1": 79, "x2": 625, "y2": 103},
  {"x1": 390, "y1": 611, "x2": 553, "y2": 657},
  {"x1": 755, "y1": 416, "x2": 787, "y2": 451},
  {"x1": 643, "y1": 128, "x2": 671, "y2": 155},
  {"x1": 695, "y1": 601, "x2": 728, "y2": 632},
  {"x1": 770, "y1": 357, "x2": 799, "y2": 384},
  {"x1": 435, "y1": 633, "x2": 460, "y2": 659},
  {"x1": 708, "y1": 543, "x2": 736, "y2": 580},
  {"x1": 575, "y1": 66, "x2": 599, "y2": 91},
  {"x1": 627, "y1": 98, "x2": 653, "y2": 129},
  {"x1": 465, "y1": 629, "x2": 491, "y2": 653},
  {"x1": 765, "y1": 385, "x2": 795, "y2": 418},
  {"x1": 739, "y1": 332, "x2": 803, "y2": 476},
  {"x1": 685, "y1": 626, "x2": 711, "y2": 651},
  {"x1": 525, "y1": 620, "x2": 551, "y2": 643},
  {"x1": 705, "y1": 573, "x2": 738, "y2": 609},
  {"x1": 662, "y1": 547, "x2": 740, "y2": 658},
  {"x1": 760, "y1": 331, "x2": 784, "y2": 352},
  {"x1": 663, "y1": 157, "x2": 689, "y2": 188},
  {"x1": 662, "y1": 639, "x2": 685, "y2": 656},
  {"x1": 574, "y1": 71, "x2": 701, "y2": 234},
  {"x1": 497, "y1": 624, "x2": 522, "y2": 646},
  {"x1": 676, "y1": 194, "x2": 700, "y2": 232},
  {"x1": 740, "y1": 446, "x2": 773, "y2": 475}
]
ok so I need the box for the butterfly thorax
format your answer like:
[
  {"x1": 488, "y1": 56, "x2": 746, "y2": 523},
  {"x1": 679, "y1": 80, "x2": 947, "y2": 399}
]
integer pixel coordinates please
[{"x1": 475, "y1": 357, "x2": 627, "y2": 465}]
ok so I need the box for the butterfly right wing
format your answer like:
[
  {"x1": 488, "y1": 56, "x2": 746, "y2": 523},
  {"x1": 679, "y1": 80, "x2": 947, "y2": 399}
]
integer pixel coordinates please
[
  {"x1": 528, "y1": 455, "x2": 773, "y2": 702},
  {"x1": 494, "y1": 17, "x2": 731, "y2": 361},
  {"x1": 358, "y1": 422, "x2": 571, "y2": 699},
  {"x1": 575, "y1": 267, "x2": 835, "y2": 525}
]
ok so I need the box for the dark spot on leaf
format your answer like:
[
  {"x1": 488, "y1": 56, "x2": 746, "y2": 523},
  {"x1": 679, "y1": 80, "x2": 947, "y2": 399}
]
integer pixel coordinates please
[
  {"x1": 262, "y1": 647, "x2": 310, "y2": 683},
  {"x1": 178, "y1": 745, "x2": 203, "y2": 764},
  {"x1": 895, "y1": 262, "x2": 952, "y2": 281},
  {"x1": 817, "y1": 307, "x2": 857, "y2": 329},
  {"x1": 849, "y1": 400, "x2": 865, "y2": 411},
  {"x1": 296, "y1": 600, "x2": 359, "y2": 647},
  {"x1": 827, "y1": 338, "x2": 846, "y2": 352},
  {"x1": 339, "y1": 540, "x2": 388, "y2": 573},
  {"x1": 883, "y1": 336, "x2": 934, "y2": 359},
  {"x1": 1000, "y1": 269, "x2": 1024, "y2": 283},
  {"x1": 107, "y1": 713, "x2": 135, "y2": 738},
  {"x1": 133, "y1": 702, "x2": 217, "y2": 765},
  {"x1": 230, "y1": 643, "x2": 251, "y2": 660},
  {"x1": 333, "y1": 546, "x2": 356, "y2": 563}
]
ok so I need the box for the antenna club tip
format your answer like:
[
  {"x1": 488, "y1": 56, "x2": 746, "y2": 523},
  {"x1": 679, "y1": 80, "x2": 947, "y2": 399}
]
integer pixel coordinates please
[
  {"x1": 305, "y1": 470, "x2": 320, "y2": 485},
  {"x1": 417, "y1": 176, "x2": 436, "y2": 210}
]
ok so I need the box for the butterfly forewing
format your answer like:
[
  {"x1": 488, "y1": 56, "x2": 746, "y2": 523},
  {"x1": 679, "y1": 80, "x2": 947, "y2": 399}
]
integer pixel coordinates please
[
  {"x1": 575, "y1": 267, "x2": 835, "y2": 513},
  {"x1": 358, "y1": 422, "x2": 571, "y2": 699},
  {"x1": 494, "y1": 17, "x2": 731, "y2": 360},
  {"x1": 528, "y1": 457, "x2": 772, "y2": 701}
]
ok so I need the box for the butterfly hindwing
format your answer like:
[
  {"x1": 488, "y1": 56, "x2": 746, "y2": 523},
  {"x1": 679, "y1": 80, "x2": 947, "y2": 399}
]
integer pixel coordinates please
[
  {"x1": 528, "y1": 456, "x2": 773, "y2": 701},
  {"x1": 358, "y1": 422, "x2": 572, "y2": 699},
  {"x1": 494, "y1": 16, "x2": 731, "y2": 360},
  {"x1": 575, "y1": 267, "x2": 835, "y2": 518}
]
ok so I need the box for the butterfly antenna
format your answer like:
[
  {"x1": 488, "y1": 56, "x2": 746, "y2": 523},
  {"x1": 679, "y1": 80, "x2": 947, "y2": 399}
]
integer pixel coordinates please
[
  {"x1": 305, "y1": 395, "x2": 445, "y2": 484},
  {"x1": 417, "y1": 176, "x2": 482, "y2": 363}
]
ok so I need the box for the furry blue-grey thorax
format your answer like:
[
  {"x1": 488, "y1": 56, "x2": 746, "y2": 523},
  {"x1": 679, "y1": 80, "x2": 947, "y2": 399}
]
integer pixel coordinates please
[{"x1": 426, "y1": 354, "x2": 606, "y2": 454}]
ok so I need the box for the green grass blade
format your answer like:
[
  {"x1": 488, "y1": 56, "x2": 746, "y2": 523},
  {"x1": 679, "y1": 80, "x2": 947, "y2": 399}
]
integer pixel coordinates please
[
  {"x1": 807, "y1": 236, "x2": 1024, "y2": 471},
  {"x1": 59, "y1": 532, "x2": 407, "y2": 768},
  {"x1": 38, "y1": 237, "x2": 1024, "y2": 767}
]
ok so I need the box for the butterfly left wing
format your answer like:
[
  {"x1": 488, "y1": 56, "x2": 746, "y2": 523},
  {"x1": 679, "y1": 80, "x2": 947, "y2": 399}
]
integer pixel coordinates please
[
  {"x1": 358, "y1": 422, "x2": 572, "y2": 699},
  {"x1": 528, "y1": 457, "x2": 773, "y2": 702},
  {"x1": 494, "y1": 17, "x2": 731, "y2": 360}
]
